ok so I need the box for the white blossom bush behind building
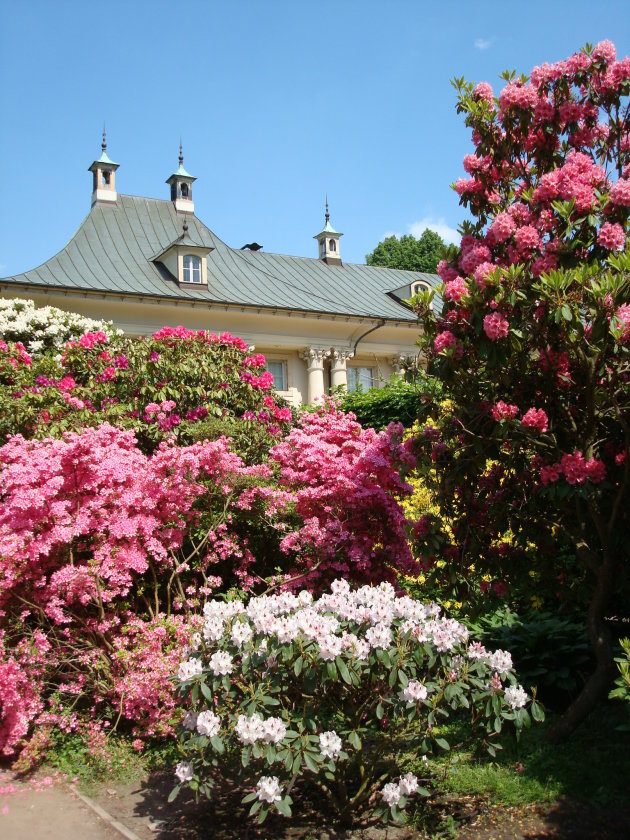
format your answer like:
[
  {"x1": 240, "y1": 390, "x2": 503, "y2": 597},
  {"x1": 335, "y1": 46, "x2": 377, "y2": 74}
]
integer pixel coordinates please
[{"x1": 0, "y1": 298, "x2": 120, "y2": 354}]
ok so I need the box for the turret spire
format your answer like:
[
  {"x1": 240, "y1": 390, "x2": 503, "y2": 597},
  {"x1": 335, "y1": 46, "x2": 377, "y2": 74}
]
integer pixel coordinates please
[
  {"x1": 102, "y1": 124, "x2": 107, "y2": 154},
  {"x1": 313, "y1": 199, "x2": 343, "y2": 265}
]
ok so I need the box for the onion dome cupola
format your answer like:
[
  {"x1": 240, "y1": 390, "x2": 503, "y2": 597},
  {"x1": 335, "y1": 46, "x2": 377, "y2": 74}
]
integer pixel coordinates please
[
  {"x1": 166, "y1": 141, "x2": 196, "y2": 214},
  {"x1": 88, "y1": 127, "x2": 119, "y2": 205},
  {"x1": 313, "y1": 198, "x2": 342, "y2": 265}
]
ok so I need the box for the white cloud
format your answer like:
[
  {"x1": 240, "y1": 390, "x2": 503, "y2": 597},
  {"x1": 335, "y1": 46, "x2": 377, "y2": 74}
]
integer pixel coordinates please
[
  {"x1": 408, "y1": 217, "x2": 459, "y2": 245},
  {"x1": 474, "y1": 37, "x2": 493, "y2": 51}
]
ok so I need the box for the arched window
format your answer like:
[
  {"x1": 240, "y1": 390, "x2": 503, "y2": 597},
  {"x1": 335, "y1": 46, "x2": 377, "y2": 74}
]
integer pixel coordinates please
[
  {"x1": 183, "y1": 255, "x2": 202, "y2": 283},
  {"x1": 102, "y1": 171, "x2": 111, "y2": 186},
  {"x1": 329, "y1": 239, "x2": 336, "y2": 252},
  {"x1": 180, "y1": 183, "x2": 189, "y2": 198},
  {"x1": 411, "y1": 281, "x2": 430, "y2": 295}
]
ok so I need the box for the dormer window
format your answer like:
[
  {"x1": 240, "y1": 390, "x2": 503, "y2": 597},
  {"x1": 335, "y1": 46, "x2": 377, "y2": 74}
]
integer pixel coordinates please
[
  {"x1": 183, "y1": 255, "x2": 202, "y2": 283},
  {"x1": 410, "y1": 280, "x2": 430, "y2": 295}
]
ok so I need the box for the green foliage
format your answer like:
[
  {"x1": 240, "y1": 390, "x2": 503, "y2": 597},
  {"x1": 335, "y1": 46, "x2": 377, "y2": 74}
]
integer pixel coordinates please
[
  {"x1": 366, "y1": 229, "x2": 446, "y2": 273},
  {"x1": 339, "y1": 373, "x2": 443, "y2": 430},
  {"x1": 467, "y1": 608, "x2": 593, "y2": 709},
  {"x1": 609, "y1": 638, "x2": 630, "y2": 724}
]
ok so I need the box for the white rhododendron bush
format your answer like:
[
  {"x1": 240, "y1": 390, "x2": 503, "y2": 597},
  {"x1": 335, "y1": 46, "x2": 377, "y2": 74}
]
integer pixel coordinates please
[
  {"x1": 173, "y1": 580, "x2": 541, "y2": 826},
  {"x1": 0, "y1": 298, "x2": 119, "y2": 354}
]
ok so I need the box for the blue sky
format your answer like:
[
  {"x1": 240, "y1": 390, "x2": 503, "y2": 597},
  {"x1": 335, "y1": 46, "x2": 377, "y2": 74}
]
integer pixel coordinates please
[{"x1": 1, "y1": 0, "x2": 629, "y2": 276}]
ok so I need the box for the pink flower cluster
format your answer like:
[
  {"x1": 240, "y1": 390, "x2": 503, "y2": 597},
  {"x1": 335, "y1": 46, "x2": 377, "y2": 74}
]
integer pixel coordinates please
[
  {"x1": 540, "y1": 450, "x2": 606, "y2": 486},
  {"x1": 492, "y1": 401, "x2": 519, "y2": 421},
  {"x1": 598, "y1": 222, "x2": 626, "y2": 251},
  {"x1": 483, "y1": 312, "x2": 509, "y2": 341},
  {"x1": 270, "y1": 404, "x2": 416, "y2": 587},
  {"x1": 521, "y1": 408, "x2": 549, "y2": 433}
]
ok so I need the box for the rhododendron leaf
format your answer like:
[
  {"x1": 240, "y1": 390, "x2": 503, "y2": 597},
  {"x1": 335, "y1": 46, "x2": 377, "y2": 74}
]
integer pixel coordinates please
[
  {"x1": 531, "y1": 701, "x2": 545, "y2": 722},
  {"x1": 249, "y1": 800, "x2": 262, "y2": 816},
  {"x1": 303, "y1": 752, "x2": 319, "y2": 773},
  {"x1": 336, "y1": 656, "x2": 351, "y2": 685},
  {"x1": 326, "y1": 660, "x2": 338, "y2": 680},
  {"x1": 348, "y1": 731, "x2": 361, "y2": 751},
  {"x1": 200, "y1": 681, "x2": 213, "y2": 701},
  {"x1": 435, "y1": 737, "x2": 450, "y2": 751},
  {"x1": 291, "y1": 753, "x2": 301, "y2": 774},
  {"x1": 388, "y1": 667, "x2": 398, "y2": 688},
  {"x1": 276, "y1": 798, "x2": 292, "y2": 817},
  {"x1": 398, "y1": 670, "x2": 409, "y2": 688},
  {"x1": 376, "y1": 702, "x2": 385, "y2": 720},
  {"x1": 293, "y1": 655, "x2": 303, "y2": 676},
  {"x1": 210, "y1": 736, "x2": 224, "y2": 754},
  {"x1": 242, "y1": 747, "x2": 251, "y2": 768},
  {"x1": 168, "y1": 785, "x2": 181, "y2": 803},
  {"x1": 242, "y1": 792, "x2": 257, "y2": 803}
]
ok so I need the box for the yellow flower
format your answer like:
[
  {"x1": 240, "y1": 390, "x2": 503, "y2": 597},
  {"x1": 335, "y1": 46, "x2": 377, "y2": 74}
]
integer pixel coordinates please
[{"x1": 530, "y1": 596, "x2": 543, "y2": 610}]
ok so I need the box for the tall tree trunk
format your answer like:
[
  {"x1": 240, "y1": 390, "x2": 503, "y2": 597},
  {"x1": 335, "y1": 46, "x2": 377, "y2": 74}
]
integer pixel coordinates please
[{"x1": 545, "y1": 546, "x2": 616, "y2": 742}]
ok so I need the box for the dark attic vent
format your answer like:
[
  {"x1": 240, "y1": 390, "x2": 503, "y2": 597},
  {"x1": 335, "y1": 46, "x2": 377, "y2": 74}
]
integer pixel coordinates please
[{"x1": 240, "y1": 242, "x2": 263, "y2": 251}]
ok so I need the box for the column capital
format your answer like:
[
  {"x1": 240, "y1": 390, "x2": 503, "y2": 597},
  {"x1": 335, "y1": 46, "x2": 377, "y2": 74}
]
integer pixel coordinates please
[
  {"x1": 299, "y1": 347, "x2": 330, "y2": 370},
  {"x1": 330, "y1": 348, "x2": 354, "y2": 369},
  {"x1": 390, "y1": 353, "x2": 416, "y2": 372}
]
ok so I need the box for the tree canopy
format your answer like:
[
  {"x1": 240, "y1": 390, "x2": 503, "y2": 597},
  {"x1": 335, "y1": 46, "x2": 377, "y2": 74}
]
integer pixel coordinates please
[
  {"x1": 413, "y1": 40, "x2": 630, "y2": 740},
  {"x1": 365, "y1": 229, "x2": 445, "y2": 273}
]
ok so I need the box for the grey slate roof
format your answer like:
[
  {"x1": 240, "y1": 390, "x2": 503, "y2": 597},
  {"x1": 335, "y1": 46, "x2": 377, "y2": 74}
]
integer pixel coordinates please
[{"x1": 1, "y1": 195, "x2": 441, "y2": 322}]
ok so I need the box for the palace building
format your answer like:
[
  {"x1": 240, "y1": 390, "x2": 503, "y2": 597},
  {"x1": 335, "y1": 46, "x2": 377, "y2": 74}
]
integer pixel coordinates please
[{"x1": 0, "y1": 135, "x2": 440, "y2": 404}]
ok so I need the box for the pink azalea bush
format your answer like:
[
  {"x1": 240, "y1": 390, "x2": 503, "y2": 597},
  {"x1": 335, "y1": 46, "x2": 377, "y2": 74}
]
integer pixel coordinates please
[
  {"x1": 415, "y1": 41, "x2": 630, "y2": 738},
  {"x1": 0, "y1": 398, "x2": 417, "y2": 759}
]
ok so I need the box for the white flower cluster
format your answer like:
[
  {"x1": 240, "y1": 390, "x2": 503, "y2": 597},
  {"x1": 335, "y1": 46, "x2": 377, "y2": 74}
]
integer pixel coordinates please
[
  {"x1": 400, "y1": 680, "x2": 428, "y2": 703},
  {"x1": 195, "y1": 581, "x2": 477, "y2": 671},
  {"x1": 504, "y1": 684, "x2": 528, "y2": 710},
  {"x1": 175, "y1": 761, "x2": 194, "y2": 783},
  {"x1": 381, "y1": 772, "x2": 419, "y2": 807},
  {"x1": 256, "y1": 775, "x2": 283, "y2": 803},
  {"x1": 235, "y1": 713, "x2": 287, "y2": 746},
  {"x1": 0, "y1": 298, "x2": 119, "y2": 354},
  {"x1": 177, "y1": 658, "x2": 203, "y2": 682},
  {"x1": 319, "y1": 730, "x2": 342, "y2": 761},
  {"x1": 487, "y1": 649, "x2": 513, "y2": 674}
]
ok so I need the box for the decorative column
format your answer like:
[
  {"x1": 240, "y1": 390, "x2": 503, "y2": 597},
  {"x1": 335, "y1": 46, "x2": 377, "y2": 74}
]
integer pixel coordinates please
[
  {"x1": 299, "y1": 348, "x2": 330, "y2": 404},
  {"x1": 330, "y1": 349, "x2": 354, "y2": 390}
]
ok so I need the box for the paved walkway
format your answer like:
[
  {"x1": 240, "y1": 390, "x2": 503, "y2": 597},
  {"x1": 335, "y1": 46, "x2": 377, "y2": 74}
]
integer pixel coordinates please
[{"x1": 0, "y1": 772, "x2": 133, "y2": 840}]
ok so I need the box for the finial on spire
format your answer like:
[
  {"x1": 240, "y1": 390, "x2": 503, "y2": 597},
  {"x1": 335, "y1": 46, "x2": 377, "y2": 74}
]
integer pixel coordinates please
[
  {"x1": 325, "y1": 194, "x2": 330, "y2": 224},
  {"x1": 179, "y1": 138, "x2": 184, "y2": 167},
  {"x1": 102, "y1": 123, "x2": 107, "y2": 153}
]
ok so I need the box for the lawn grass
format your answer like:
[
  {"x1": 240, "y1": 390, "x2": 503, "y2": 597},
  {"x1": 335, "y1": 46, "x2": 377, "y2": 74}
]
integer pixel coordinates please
[{"x1": 415, "y1": 700, "x2": 630, "y2": 809}]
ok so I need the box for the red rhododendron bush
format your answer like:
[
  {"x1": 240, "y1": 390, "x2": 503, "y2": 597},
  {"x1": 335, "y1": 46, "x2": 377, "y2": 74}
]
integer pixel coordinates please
[
  {"x1": 0, "y1": 319, "x2": 417, "y2": 760},
  {"x1": 413, "y1": 41, "x2": 630, "y2": 739}
]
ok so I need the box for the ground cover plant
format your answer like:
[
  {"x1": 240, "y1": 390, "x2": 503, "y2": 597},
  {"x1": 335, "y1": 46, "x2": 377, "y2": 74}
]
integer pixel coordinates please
[
  {"x1": 412, "y1": 39, "x2": 630, "y2": 739},
  {"x1": 171, "y1": 579, "x2": 539, "y2": 827}
]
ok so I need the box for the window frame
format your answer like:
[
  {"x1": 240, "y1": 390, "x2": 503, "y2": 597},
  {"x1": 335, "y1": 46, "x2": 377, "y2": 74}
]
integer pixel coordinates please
[
  {"x1": 266, "y1": 359, "x2": 288, "y2": 391},
  {"x1": 347, "y1": 365, "x2": 376, "y2": 393},
  {"x1": 182, "y1": 254, "x2": 202, "y2": 284}
]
